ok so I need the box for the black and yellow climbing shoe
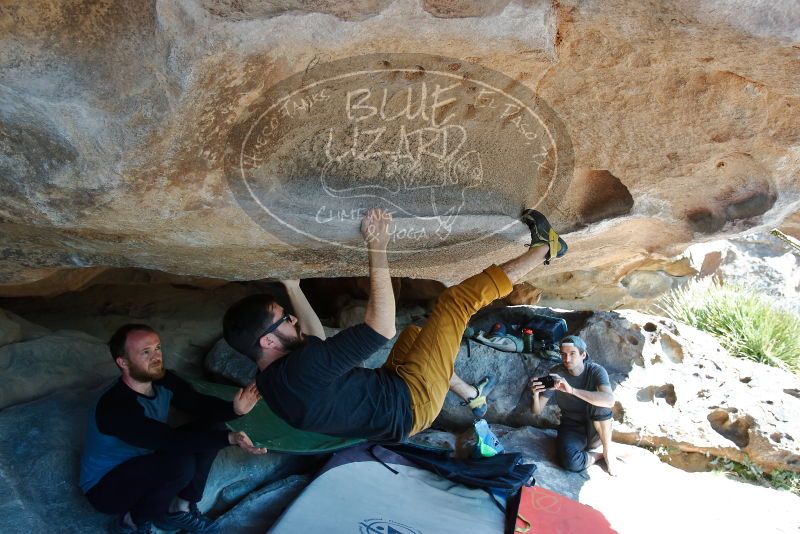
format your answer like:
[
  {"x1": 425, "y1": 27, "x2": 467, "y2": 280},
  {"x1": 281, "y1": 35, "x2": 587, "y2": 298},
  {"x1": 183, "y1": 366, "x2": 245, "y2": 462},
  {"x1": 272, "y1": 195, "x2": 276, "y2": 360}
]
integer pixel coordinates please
[
  {"x1": 521, "y1": 209, "x2": 568, "y2": 265},
  {"x1": 461, "y1": 375, "x2": 496, "y2": 418}
]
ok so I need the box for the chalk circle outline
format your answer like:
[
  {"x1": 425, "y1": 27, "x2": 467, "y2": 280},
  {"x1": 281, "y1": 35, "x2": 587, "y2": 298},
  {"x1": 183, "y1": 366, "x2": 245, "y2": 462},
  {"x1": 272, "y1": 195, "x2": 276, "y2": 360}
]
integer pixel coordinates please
[{"x1": 229, "y1": 53, "x2": 574, "y2": 254}]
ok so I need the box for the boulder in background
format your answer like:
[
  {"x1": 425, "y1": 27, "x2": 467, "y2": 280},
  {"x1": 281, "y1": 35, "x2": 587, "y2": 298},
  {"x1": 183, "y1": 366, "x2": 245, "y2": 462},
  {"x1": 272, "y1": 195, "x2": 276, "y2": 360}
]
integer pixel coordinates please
[{"x1": 0, "y1": 329, "x2": 117, "y2": 410}]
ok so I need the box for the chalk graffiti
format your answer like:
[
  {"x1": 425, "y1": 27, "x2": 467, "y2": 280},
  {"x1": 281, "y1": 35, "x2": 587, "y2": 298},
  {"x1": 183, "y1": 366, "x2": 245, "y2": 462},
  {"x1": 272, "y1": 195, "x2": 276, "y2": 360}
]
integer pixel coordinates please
[
  {"x1": 318, "y1": 81, "x2": 484, "y2": 238},
  {"x1": 225, "y1": 53, "x2": 574, "y2": 260}
]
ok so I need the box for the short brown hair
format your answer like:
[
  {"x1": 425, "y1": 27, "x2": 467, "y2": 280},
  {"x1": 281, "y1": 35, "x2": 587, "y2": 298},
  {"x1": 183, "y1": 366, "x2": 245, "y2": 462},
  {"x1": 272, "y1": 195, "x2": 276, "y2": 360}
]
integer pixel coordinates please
[{"x1": 108, "y1": 323, "x2": 156, "y2": 361}]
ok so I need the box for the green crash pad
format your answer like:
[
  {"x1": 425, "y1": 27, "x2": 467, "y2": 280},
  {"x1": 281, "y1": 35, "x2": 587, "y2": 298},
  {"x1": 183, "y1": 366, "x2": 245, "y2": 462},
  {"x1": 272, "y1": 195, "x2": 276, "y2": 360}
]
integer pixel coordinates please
[{"x1": 187, "y1": 377, "x2": 364, "y2": 454}]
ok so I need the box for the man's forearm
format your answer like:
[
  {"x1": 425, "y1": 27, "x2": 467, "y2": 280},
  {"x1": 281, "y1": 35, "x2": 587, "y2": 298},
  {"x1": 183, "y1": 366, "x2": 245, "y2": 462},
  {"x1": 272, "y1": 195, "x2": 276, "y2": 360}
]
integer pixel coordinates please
[
  {"x1": 285, "y1": 283, "x2": 326, "y2": 339},
  {"x1": 364, "y1": 248, "x2": 396, "y2": 339},
  {"x1": 570, "y1": 388, "x2": 614, "y2": 408},
  {"x1": 531, "y1": 392, "x2": 544, "y2": 416}
]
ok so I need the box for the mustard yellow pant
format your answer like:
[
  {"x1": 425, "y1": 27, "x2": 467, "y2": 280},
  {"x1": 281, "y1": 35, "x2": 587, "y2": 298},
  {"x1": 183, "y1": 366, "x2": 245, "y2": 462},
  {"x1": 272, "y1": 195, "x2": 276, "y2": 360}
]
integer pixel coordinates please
[{"x1": 382, "y1": 265, "x2": 513, "y2": 435}]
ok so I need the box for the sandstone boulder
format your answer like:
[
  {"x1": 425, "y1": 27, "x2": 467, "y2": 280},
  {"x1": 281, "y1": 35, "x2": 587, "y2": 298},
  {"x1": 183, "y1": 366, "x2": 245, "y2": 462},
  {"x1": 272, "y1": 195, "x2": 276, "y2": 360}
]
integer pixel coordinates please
[
  {"x1": 682, "y1": 232, "x2": 800, "y2": 313},
  {"x1": 1, "y1": 0, "x2": 799, "y2": 311},
  {"x1": 0, "y1": 329, "x2": 117, "y2": 410},
  {"x1": 0, "y1": 307, "x2": 50, "y2": 347},
  {"x1": 211, "y1": 475, "x2": 310, "y2": 533},
  {"x1": 201, "y1": 443, "x2": 319, "y2": 519},
  {"x1": 336, "y1": 298, "x2": 427, "y2": 330},
  {"x1": 205, "y1": 337, "x2": 259, "y2": 386},
  {"x1": 0, "y1": 309, "x2": 22, "y2": 346},
  {"x1": 581, "y1": 310, "x2": 800, "y2": 474}
]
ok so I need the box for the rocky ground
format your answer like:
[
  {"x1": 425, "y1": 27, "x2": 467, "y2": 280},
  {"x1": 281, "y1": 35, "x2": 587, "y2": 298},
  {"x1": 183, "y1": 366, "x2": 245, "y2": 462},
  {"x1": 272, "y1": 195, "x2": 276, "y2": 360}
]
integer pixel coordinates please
[
  {"x1": 412, "y1": 426, "x2": 799, "y2": 534},
  {"x1": 1, "y1": 277, "x2": 798, "y2": 533}
]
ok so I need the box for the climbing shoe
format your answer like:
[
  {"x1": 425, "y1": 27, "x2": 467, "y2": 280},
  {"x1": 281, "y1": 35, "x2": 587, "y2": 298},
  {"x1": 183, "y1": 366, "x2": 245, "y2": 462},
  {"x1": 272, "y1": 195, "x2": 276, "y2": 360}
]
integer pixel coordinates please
[
  {"x1": 111, "y1": 515, "x2": 153, "y2": 534},
  {"x1": 461, "y1": 375, "x2": 496, "y2": 418},
  {"x1": 152, "y1": 507, "x2": 218, "y2": 533},
  {"x1": 521, "y1": 208, "x2": 568, "y2": 265},
  {"x1": 188, "y1": 502, "x2": 217, "y2": 526},
  {"x1": 473, "y1": 418, "x2": 505, "y2": 458}
]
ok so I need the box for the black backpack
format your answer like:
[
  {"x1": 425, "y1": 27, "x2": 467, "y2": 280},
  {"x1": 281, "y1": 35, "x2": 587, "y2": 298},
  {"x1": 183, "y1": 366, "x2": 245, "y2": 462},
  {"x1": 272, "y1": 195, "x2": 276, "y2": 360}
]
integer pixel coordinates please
[{"x1": 382, "y1": 443, "x2": 536, "y2": 533}]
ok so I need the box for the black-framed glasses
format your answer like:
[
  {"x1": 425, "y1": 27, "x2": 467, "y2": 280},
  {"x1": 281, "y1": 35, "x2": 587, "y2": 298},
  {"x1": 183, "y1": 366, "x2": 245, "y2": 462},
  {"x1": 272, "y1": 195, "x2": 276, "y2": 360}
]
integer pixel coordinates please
[{"x1": 253, "y1": 312, "x2": 291, "y2": 346}]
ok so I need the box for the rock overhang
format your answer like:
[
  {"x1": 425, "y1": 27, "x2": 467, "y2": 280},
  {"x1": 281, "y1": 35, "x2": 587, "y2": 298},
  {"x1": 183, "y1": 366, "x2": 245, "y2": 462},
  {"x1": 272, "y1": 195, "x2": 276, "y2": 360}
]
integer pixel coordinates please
[{"x1": 0, "y1": 0, "x2": 798, "y2": 305}]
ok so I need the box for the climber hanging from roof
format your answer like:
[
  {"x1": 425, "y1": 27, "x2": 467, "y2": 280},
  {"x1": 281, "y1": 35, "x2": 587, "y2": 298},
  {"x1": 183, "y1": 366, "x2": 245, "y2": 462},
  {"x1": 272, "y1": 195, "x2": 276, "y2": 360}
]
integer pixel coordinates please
[{"x1": 222, "y1": 208, "x2": 567, "y2": 442}]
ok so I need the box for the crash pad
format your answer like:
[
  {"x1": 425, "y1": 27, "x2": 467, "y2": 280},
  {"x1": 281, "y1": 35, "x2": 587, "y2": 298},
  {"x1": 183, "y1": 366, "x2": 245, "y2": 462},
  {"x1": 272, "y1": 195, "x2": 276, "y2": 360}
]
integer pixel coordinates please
[
  {"x1": 269, "y1": 445, "x2": 506, "y2": 533},
  {"x1": 515, "y1": 485, "x2": 618, "y2": 533},
  {"x1": 187, "y1": 377, "x2": 364, "y2": 454}
]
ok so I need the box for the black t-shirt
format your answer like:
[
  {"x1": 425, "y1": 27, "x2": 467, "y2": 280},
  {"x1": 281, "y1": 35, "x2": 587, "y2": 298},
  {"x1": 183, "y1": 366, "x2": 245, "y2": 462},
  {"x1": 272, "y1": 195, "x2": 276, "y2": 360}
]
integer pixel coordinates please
[
  {"x1": 80, "y1": 370, "x2": 237, "y2": 491},
  {"x1": 256, "y1": 323, "x2": 413, "y2": 443}
]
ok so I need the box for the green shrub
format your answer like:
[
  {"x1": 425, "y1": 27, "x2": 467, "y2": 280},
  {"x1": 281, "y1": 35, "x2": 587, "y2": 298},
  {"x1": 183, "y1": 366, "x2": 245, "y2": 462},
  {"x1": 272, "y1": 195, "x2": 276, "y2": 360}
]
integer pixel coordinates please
[
  {"x1": 710, "y1": 455, "x2": 763, "y2": 482},
  {"x1": 655, "y1": 278, "x2": 800, "y2": 373},
  {"x1": 770, "y1": 469, "x2": 800, "y2": 495},
  {"x1": 710, "y1": 456, "x2": 800, "y2": 496}
]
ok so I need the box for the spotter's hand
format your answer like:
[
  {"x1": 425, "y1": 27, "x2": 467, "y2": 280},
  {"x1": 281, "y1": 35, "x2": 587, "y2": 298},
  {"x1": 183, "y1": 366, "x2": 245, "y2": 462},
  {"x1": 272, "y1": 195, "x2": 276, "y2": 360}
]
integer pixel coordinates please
[{"x1": 233, "y1": 382, "x2": 261, "y2": 415}]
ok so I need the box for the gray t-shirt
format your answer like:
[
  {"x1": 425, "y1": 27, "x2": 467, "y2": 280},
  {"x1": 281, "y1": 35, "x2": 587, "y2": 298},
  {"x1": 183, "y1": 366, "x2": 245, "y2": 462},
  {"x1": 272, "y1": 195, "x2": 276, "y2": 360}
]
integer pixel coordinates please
[{"x1": 549, "y1": 361, "x2": 610, "y2": 424}]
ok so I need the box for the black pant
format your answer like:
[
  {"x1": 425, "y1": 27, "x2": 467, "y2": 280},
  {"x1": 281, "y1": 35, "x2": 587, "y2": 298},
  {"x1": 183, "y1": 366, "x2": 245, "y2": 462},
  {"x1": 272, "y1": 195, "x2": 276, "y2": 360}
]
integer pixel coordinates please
[
  {"x1": 556, "y1": 404, "x2": 612, "y2": 472},
  {"x1": 85, "y1": 447, "x2": 219, "y2": 524}
]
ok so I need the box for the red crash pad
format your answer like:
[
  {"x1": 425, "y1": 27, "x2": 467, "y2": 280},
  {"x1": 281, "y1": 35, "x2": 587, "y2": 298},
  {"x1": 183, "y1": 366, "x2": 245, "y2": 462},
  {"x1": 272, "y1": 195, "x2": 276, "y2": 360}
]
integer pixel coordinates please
[{"x1": 515, "y1": 486, "x2": 619, "y2": 534}]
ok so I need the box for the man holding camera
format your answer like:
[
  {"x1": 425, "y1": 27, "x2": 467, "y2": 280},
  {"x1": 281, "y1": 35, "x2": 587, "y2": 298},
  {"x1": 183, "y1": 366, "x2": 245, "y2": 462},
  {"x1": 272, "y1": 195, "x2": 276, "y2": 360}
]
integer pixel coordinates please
[{"x1": 530, "y1": 335, "x2": 616, "y2": 475}]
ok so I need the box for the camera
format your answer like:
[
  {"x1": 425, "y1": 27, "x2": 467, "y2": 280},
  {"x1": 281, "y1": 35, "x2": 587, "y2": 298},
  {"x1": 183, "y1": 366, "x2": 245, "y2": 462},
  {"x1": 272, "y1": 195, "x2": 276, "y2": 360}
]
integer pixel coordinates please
[{"x1": 534, "y1": 375, "x2": 555, "y2": 389}]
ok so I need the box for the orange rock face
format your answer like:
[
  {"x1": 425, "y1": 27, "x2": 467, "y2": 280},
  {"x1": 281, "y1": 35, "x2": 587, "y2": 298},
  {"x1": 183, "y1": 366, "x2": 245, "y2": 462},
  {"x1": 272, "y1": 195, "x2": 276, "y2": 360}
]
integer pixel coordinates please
[{"x1": 0, "y1": 0, "x2": 798, "y2": 307}]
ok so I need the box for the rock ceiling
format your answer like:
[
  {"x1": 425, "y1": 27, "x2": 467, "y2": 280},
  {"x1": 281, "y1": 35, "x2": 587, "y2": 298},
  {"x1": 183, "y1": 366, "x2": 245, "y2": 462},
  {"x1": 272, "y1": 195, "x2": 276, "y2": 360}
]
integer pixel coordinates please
[{"x1": 1, "y1": 0, "x2": 798, "y2": 307}]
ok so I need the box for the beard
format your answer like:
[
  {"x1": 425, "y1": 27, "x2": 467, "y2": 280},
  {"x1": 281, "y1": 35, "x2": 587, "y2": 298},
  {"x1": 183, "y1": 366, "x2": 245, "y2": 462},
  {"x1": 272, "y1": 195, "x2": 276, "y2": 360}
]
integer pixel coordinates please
[
  {"x1": 274, "y1": 324, "x2": 307, "y2": 352},
  {"x1": 128, "y1": 360, "x2": 166, "y2": 382}
]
